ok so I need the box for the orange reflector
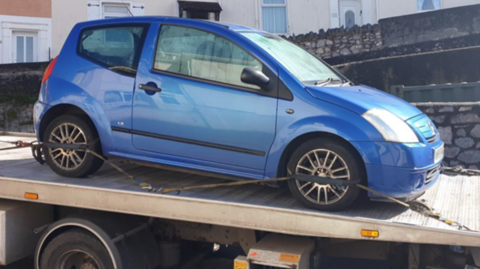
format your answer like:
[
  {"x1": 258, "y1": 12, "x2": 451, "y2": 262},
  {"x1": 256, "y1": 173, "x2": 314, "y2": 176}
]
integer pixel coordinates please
[
  {"x1": 361, "y1": 229, "x2": 379, "y2": 238},
  {"x1": 24, "y1": 193, "x2": 38, "y2": 200},
  {"x1": 279, "y1": 253, "x2": 301, "y2": 263},
  {"x1": 234, "y1": 260, "x2": 248, "y2": 269}
]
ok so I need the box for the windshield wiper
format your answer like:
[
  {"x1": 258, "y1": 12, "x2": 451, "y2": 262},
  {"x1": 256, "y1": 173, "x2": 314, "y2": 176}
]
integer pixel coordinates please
[{"x1": 315, "y1": 78, "x2": 351, "y2": 87}]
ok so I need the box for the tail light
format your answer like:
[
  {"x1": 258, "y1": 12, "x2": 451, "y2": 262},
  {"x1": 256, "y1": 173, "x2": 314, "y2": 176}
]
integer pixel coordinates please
[{"x1": 42, "y1": 56, "x2": 58, "y2": 84}]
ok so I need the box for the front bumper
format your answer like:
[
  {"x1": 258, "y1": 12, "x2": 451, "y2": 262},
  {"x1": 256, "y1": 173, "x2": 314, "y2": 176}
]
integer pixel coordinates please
[
  {"x1": 352, "y1": 140, "x2": 444, "y2": 200},
  {"x1": 364, "y1": 162, "x2": 441, "y2": 200}
]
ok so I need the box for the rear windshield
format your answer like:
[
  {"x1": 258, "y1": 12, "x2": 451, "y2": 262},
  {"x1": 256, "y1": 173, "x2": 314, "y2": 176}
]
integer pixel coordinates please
[{"x1": 78, "y1": 24, "x2": 149, "y2": 76}]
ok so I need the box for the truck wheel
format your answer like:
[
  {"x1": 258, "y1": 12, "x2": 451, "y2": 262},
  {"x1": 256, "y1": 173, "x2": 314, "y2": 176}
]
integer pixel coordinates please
[
  {"x1": 40, "y1": 228, "x2": 114, "y2": 269},
  {"x1": 44, "y1": 115, "x2": 103, "y2": 177},
  {"x1": 287, "y1": 138, "x2": 364, "y2": 211}
]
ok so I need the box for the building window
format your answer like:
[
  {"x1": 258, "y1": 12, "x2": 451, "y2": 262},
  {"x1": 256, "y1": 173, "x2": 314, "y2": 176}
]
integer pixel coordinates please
[
  {"x1": 103, "y1": 3, "x2": 131, "y2": 18},
  {"x1": 345, "y1": 10, "x2": 356, "y2": 28},
  {"x1": 87, "y1": 1, "x2": 144, "y2": 21},
  {"x1": 417, "y1": 0, "x2": 441, "y2": 11},
  {"x1": 14, "y1": 32, "x2": 37, "y2": 63},
  {"x1": 262, "y1": 0, "x2": 288, "y2": 34}
]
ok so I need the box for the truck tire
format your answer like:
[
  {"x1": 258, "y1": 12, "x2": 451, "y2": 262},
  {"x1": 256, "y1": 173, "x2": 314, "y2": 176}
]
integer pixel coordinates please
[
  {"x1": 287, "y1": 138, "x2": 364, "y2": 211},
  {"x1": 39, "y1": 228, "x2": 114, "y2": 269},
  {"x1": 43, "y1": 115, "x2": 103, "y2": 177}
]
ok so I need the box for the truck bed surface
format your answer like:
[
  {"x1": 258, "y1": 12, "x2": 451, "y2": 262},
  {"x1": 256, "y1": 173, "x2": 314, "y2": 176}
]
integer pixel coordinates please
[{"x1": 1, "y1": 136, "x2": 479, "y2": 247}]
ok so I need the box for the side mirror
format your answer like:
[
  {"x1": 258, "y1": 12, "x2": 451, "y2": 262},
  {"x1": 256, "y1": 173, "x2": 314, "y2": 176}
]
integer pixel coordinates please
[{"x1": 241, "y1": 67, "x2": 270, "y2": 88}]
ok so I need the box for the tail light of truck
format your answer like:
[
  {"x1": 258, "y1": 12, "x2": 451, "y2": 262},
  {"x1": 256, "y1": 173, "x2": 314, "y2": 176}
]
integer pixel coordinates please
[
  {"x1": 361, "y1": 229, "x2": 379, "y2": 238},
  {"x1": 42, "y1": 56, "x2": 58, "y2": 84},
  {"x1": 24, "y1": 192, "x2": 39, "y2": 200}
]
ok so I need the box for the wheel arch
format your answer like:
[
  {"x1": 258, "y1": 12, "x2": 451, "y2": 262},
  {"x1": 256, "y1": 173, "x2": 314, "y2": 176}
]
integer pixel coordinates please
[
  {"x1": 35, "y1": 218, "x2": 122, "y2": 269},
  {"x1": 277, "y1": 131, "x2": 367, "y2": 178},
  {"x1": 38, "y1": 104, "x2": 98, "y2": 142}
]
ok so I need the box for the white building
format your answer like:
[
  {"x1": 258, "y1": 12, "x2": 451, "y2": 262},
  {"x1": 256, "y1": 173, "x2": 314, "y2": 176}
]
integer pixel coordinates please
[
  {"x1": 35, "y1": 0, "x2": 480, "y2": 59},
  {"x1": 0, "y1": 0, "x2": 52, "y2": 64}
]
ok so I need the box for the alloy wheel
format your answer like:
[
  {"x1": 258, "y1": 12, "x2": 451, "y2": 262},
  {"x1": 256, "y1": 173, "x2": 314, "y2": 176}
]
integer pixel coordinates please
[
  {"x1": 295, "y1": 149, "x2": 351, "y2": 205},
  {"x1": 48, "y1": 123, "x2": 87, "y2": 171}
]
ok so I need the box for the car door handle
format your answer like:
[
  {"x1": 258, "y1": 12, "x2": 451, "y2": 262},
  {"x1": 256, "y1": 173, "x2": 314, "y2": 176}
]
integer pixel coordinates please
[{"x1": 139, "y1": 84, "x2": 162, "y2": 92}]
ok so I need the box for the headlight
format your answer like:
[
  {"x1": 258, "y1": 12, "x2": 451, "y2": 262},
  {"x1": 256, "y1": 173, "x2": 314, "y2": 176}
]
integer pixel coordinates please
[{"x1": 362, "y1": 109, "x2": 419, "y2": 143}]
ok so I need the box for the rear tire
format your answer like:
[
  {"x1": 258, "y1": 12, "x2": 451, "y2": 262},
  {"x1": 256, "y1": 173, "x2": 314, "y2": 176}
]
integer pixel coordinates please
[
  {"x1": 39, "y1": 228, "x2": 114, "y2": 269},
  {"x1": 287, "y1": 138, "x2": 365, "y2": 211},
  {"x1": 43, "y1": 115, "x2": 103, "y2": 177}
]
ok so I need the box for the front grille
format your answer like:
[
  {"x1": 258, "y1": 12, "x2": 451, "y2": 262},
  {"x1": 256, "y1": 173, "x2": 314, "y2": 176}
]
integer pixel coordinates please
[
  {"x1": 426, "y1": 134, "x2": 438, "y2": 143},
  {"x1": 425, "y1": 165, "x2": 441, "y2": 184},
  {"x1": 409, "y1": 115, "x2": 438, "y2": 144}
]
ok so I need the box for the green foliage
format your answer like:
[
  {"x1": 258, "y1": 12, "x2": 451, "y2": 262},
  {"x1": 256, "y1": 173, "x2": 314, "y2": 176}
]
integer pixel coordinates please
[
  {"x1": 0, "y1": 72, "x2": 41, "y2": 105},
  {"x1": 6, "y1": 109, "x2": 18, "y2": 120},
  {"x1": 0, "y1": 93, "x2": 38, "y2": 105}
]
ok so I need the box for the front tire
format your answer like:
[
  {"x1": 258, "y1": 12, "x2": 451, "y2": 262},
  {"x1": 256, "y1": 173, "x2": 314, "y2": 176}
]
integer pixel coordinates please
[
  {"x1": 287, "y1": 138, "x2": 364, "y2": 211},
  {"x1": 43, "y1": 115, "x2": 103, "y2": 177},
  {"x1": 39, "y1": 228, "x2": 114, "y2": 269}
]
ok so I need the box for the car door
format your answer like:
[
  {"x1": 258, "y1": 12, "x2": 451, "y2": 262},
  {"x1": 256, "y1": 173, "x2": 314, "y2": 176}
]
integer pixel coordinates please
[{"x1": 130, "y1": 22, "x2": 278, "y2": 175}]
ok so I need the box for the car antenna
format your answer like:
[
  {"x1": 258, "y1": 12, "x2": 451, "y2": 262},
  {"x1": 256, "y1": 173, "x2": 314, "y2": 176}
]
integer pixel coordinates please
[{"x1": 121, "y1": 0, "x2": 134, "y2": 16}]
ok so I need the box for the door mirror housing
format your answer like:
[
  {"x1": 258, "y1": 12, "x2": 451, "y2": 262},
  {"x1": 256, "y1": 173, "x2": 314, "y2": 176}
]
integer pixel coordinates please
[{"x1": 241, "y1": 67, "x2": 270, "y2": 88}]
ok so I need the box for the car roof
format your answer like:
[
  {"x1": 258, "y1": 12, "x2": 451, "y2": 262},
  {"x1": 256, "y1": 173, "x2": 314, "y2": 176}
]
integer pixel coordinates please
[{"x1": 80, "y1": 16, "x2": 259, "y2": 33}]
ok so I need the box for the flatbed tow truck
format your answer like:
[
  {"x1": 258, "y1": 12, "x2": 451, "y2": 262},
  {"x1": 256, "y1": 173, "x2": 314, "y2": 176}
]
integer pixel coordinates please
[{"x1": 0, "y1": 134, "x2": 479, "y2": 269}]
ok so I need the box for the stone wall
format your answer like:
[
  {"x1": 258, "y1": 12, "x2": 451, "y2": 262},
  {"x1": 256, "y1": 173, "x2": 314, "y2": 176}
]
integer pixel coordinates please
[
  {"x1": 380, "y1": 5, "x2": 480, "y2": 48},
  {"x1": 0, "y1": 103, "x2": 35, "y2": 133},
  {"x1": 287, "y1": 4, "x2": 480, "y2": 65},
  {"x1": 0, "y1": 62, "x2": 47, "y2": 104},
  {"x1": 415, "y1": 103, "x2": 480, "y2": 169},
  {"x1": 287, "y1": 24, "x2": 383, "y2": 60},
  {"x1": 0, "y1": 62, "x2": 47, "y2": 133}
]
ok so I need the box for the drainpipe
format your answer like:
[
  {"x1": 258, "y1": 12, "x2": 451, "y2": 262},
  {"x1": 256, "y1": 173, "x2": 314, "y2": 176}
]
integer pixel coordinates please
[
  {"x1": 254, "y1": 0, "x2": 260, "y2": 29},
  {"x1": 218, "y1": 0, "x2": 222, "y2": 21},
  {"x1": 376, "y1": 0, "x2": 380, "y2": 22}
]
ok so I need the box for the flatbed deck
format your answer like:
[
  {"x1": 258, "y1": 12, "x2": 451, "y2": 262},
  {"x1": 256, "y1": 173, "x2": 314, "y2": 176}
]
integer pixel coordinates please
[{"x1": 1, "y1": 135, "x2": 479, "y2": 247}]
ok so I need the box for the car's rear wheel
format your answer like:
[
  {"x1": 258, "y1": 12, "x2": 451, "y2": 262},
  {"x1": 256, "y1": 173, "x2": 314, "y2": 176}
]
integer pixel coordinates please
[
  {"x1": 287, "y1": 138, "x2": 364, "y2": 211},
  {"x1": 43, "y1": 115, "x2": 103, "y2": 177}
]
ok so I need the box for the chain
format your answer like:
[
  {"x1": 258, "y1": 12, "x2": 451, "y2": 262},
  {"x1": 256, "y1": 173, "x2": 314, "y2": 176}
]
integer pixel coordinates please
[{"x1": 441, "y1": 164, "x2": 480, "y2": 176}]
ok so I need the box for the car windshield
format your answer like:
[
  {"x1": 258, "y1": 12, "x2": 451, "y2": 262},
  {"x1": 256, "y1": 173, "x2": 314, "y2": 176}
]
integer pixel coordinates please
[{"x1": 240, "y1": 32, "x2": 343, "y2": 85}]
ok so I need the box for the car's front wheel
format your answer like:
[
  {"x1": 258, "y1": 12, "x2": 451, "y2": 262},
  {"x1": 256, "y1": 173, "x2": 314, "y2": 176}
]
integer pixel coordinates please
[
  {"x1": 287, "y1": 138, "x2": 364, "y2": 211},
  {"x1": 43, "y1": 115, "x2": 103, "y2": 178}
]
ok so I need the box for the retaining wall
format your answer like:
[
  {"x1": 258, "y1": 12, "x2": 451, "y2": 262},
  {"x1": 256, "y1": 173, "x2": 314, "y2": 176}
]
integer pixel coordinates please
[
  {"x1": 415, "y1": 102, "x2": 480, "y2": 169},
  {"x1": 287, "y1": 4, "x2": 480, "y2": 65}
]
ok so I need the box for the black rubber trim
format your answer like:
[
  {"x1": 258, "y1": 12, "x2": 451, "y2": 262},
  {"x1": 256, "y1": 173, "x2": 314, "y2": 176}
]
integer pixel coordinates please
[{"x1": 112, "y1": 127, "x2": 266, "y2": 157}]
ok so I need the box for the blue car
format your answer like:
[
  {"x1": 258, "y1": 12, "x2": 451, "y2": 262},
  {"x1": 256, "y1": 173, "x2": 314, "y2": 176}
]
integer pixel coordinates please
[{"x1": 34, "y1": 17, "x2": 444, "y2": 211}]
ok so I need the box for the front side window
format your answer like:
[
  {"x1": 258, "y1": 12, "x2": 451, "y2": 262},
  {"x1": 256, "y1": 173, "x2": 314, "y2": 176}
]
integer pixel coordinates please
[
  {"x1": 241, "y1": 32, "x2": 341, "y2": 84},
  {"x1": 417, "y1": 0, "x2": 441, "y2": 11},
  {"x1": 262, "y1": 0, "x2": 288, "y2": 34},
  {"x1": 78, "y1": 25, "x2": 148, "y2": 76},
  {"x1": 154, "y1": 25, "x2": 263, "y2": 89}
]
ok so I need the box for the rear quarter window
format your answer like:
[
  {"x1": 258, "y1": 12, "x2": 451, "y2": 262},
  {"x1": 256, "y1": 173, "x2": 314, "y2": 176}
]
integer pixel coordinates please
[{"x1": 78, "y1": 24, "x2": 149, "y2": 76}]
